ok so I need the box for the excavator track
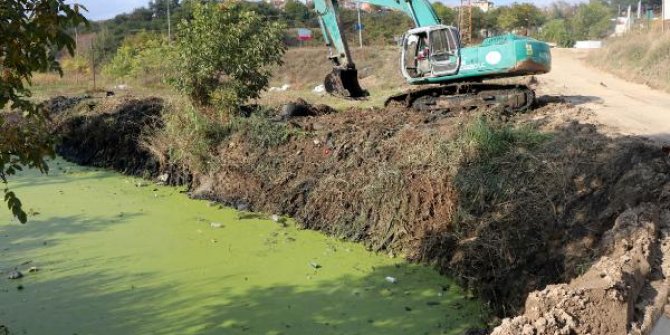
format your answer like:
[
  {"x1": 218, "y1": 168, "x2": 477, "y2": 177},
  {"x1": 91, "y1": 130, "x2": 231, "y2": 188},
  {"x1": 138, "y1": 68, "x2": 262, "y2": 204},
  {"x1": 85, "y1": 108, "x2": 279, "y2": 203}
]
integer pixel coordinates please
[{"x1": 384, "y1": 83, "x2": 535, "y2": 114}]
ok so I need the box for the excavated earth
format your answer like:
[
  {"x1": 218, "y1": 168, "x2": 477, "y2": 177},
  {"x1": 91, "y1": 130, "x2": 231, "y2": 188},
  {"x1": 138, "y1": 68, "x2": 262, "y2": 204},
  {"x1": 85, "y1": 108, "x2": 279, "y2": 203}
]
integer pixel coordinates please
[{"x1": 44, "y1": 95, "x2": 670, "y2": 334}]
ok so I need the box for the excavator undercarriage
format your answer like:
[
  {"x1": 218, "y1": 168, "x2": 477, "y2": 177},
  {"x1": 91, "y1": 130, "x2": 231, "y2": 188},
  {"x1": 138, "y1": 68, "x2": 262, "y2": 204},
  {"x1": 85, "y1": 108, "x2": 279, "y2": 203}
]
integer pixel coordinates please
[{"x1": 384, "y1": 83, "x2": 535, "y2": 114}]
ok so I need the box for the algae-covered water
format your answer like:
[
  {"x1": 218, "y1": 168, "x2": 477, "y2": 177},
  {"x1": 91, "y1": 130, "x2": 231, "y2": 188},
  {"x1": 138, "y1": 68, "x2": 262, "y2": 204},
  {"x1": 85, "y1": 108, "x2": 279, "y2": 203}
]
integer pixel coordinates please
[{"x1": 0, "y1": 159, "x2": 485, "y2": 335}]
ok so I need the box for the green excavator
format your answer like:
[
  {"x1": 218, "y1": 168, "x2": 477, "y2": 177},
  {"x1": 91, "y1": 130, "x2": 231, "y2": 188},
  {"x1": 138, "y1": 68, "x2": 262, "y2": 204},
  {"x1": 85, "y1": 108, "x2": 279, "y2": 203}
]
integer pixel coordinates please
[{"x1": 313, "y1": 0, "x2": 552, "y2": 112}]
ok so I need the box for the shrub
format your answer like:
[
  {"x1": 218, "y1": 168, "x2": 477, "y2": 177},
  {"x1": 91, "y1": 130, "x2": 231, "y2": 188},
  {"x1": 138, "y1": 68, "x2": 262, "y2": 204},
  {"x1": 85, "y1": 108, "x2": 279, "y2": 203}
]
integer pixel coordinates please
[
  {"x1": 102, "y1": 31, "x2": 172, "y2": 84},
  {"x1": 170, "y1": 1, "x2": 286, "y2": 113}
]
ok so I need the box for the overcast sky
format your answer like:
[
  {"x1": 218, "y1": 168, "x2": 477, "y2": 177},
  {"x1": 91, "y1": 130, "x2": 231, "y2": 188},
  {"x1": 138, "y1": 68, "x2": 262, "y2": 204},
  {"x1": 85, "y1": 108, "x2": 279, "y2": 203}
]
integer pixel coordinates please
[{"x1": 67, "y1": 0, "x2": 584, "y2": 21}]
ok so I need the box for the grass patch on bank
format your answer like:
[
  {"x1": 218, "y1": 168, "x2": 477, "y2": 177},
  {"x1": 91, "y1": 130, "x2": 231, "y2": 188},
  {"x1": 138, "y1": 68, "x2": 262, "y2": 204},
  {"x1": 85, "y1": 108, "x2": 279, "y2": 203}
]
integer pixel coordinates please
[
  {"x1": 146, "y1": 98, "x2": 300, "y2": 174},
  {"x1": 587, "y1": 31, "x2": 670, "y2": 92}
]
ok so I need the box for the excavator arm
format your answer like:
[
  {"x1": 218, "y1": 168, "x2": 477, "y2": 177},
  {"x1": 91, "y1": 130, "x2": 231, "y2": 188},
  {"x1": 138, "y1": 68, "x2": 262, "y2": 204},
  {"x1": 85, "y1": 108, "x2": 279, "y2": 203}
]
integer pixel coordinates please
[{"x1": 313, "y1": 0, "x2": 441, "y2": 97}]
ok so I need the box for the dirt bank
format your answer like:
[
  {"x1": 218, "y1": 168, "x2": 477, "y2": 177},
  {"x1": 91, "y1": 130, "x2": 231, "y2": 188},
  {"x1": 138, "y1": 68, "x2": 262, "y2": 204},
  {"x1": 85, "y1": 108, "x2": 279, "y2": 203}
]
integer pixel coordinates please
[
  {"x1": 48, "y1": 95, "x2": 670, "y2": 333},
  {"x1": 492, "y1": 204, "x2": 670, "y2": 334}
]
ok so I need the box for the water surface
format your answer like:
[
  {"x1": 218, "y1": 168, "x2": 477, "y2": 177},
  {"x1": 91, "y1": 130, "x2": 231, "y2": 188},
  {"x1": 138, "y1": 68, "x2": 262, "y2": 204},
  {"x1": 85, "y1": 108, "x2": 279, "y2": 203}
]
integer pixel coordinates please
[{"x1": 0, "y1": 160, "x2": 485, "y2": 334}]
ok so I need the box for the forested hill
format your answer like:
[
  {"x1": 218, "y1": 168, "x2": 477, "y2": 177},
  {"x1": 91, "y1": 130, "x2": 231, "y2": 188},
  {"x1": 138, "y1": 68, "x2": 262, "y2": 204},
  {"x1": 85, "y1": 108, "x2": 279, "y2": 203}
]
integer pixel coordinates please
[{"x1": 78, "y1": 0, "x2": 664, "y2": 62}]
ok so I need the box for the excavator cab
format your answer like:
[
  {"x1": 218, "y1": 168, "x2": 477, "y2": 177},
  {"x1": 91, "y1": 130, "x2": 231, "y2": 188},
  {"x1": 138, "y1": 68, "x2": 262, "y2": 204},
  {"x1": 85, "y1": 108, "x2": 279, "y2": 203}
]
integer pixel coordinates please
[{"x1": 401, "y1": 26, "x2": 461, "y2": 80}]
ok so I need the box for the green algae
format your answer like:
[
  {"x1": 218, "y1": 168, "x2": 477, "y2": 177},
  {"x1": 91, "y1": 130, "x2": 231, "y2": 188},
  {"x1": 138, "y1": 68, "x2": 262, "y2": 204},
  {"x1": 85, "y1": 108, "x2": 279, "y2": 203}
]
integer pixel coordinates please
[{"x1": 0, "y1": 159, "x2": 486, "y2": 335}]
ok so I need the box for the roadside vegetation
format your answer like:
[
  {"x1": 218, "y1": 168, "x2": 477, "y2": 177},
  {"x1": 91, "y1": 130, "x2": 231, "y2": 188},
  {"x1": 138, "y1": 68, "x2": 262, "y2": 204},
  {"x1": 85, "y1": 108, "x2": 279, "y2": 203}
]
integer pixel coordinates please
[{"x1": 587, "y1": 30, "x2": 670, "y2": 93}]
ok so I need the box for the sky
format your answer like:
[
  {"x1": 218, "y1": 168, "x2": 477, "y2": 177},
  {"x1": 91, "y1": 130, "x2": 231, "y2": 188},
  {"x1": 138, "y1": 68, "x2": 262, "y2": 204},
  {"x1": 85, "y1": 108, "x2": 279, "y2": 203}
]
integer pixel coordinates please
[{"x1": 67, "y1": 0, "x2": 584, "y2": 21}]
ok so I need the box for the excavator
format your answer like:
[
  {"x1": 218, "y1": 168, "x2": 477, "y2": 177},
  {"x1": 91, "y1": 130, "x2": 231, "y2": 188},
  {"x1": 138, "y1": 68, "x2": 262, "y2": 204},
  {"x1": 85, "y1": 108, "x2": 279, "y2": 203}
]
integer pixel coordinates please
[{"x1": 313, "y1": 0, "x2": 552, "y2": 112}]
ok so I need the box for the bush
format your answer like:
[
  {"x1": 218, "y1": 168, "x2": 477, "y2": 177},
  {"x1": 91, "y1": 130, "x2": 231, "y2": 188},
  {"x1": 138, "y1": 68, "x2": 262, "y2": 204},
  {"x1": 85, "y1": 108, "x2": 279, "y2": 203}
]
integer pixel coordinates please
[
  {"x1": 538, "y1": 19, "x2": 575, "y2": 47},
  {"x1": 102, "y1": 31, "x2": 172, "y2": 84},
  {"x1": 170, "y1": 1, "x2": 286, "y2": 112}
]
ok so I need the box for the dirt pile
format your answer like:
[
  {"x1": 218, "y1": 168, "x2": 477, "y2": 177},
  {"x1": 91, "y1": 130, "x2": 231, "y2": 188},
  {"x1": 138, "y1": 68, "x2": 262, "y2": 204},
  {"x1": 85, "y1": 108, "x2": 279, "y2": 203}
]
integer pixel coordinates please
[
  {"x1": 49, "y1": 96, "x2": 670, "y2": 327},
  {"x1": 492, "y1": 204, "x2": 670, "y2": 335},
  {"x1": 49, "y1": 97, "x2": 165, "y2": 178}
]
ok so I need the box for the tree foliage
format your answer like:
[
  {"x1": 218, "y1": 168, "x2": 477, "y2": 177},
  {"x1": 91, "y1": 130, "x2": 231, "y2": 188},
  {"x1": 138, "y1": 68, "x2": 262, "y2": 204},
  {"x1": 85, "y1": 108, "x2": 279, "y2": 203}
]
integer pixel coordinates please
[
  {"x1": 538, "y1": 19, "x2": 575, "y2": 47},
  {"x1": 571, "y1": 0, "x2": 613, "y2": 40},
  {"x1": 102, "y1": 31, "x2": 171, "y2": 84},
  {"x1": 0, "y1": 0, "x2": 87, "y2": 222},
  {"x1": 497, "y1": 3, "x2": 546, "y2": 32},
  {"x1": 170, "y1": 1, "x2": 286, "y2": 113}
]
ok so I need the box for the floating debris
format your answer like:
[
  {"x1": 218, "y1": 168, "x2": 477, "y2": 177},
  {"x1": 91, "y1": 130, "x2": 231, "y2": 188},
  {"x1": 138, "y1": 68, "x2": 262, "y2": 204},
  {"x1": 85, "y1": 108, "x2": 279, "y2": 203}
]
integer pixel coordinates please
[
  {"x1": 210, "y1": 222, "x2": 224, "y2": 229},
  {"x1": 385, "y1": 276, "x2": 397, "y2": 284}
]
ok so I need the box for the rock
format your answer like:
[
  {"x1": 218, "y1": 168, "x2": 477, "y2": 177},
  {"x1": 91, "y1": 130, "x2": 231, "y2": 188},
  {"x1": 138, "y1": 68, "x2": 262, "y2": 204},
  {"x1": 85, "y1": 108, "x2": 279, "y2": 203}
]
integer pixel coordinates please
[
  {"x1": 309, "y1": 262, "x2": 321, "y2": 269},
  {"x1": 236, "y1": 201, "x2": 250, "y2": 212},
  {"x1": 157, "y1": 173, "x2": 169, "y2": 182},
  {"x1": 27, "y1": 266, "x2": 38, "y2": 273},
  {"x1": 278, "y1": 101, "x2": 311, "y2": 121},
  {"x1": 7, "y1": 270, "x2": 22, "y2": 280},
  {"x1": 271, "y1": 214, "x2": 280, "y2": 222},
  {"x1": 385, "y1": 276, "x2": 397, "y2": 284},
  {"x1": 210, "y1": 222, "x2": 224, "y2": 229}
]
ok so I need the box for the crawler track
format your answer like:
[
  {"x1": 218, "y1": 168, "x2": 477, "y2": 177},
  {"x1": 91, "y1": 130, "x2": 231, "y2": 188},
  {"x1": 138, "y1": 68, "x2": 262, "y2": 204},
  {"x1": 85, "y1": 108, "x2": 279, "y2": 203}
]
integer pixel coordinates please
[{"x1": 385, "y1": 83, "x2": 535, "y2": 114}]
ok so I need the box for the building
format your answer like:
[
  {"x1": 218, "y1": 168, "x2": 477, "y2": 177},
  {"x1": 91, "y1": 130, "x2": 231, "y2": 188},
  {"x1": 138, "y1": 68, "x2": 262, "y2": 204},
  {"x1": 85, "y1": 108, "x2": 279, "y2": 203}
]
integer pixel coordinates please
[{"x1": 473, "y1": 0, "x2": 494, "y2": 13}]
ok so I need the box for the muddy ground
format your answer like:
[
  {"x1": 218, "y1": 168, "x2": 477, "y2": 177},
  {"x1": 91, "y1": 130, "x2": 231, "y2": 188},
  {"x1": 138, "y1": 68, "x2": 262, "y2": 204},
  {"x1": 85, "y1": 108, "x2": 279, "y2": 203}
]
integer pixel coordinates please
[{"x1": 46, "y1": 95, "x2": 670, "y2": 334}]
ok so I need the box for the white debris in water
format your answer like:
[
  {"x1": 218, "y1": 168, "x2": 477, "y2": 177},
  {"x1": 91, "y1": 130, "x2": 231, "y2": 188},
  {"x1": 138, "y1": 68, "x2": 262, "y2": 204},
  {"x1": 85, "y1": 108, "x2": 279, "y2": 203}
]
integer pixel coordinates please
[
  {"x1": 210, "y1": 222, "x2": 224, "y2": 229},
  {"x1": 385, "y1": 276, "x2": 397, "y2": 284},
  {"x1": 271, "y1": 214, "x2": 280, "y2": 222}
]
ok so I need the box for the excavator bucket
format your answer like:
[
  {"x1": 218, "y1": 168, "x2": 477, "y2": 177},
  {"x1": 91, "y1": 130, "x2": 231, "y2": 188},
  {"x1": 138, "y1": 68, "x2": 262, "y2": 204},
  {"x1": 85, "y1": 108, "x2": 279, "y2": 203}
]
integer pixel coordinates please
[{"x1": 324, "y1": 67, "x2": 369, "y2": 99}]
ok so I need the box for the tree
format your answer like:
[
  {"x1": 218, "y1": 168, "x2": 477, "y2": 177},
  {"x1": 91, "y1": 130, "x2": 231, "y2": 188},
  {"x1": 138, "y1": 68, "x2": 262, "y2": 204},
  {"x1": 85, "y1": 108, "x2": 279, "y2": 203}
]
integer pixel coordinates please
[
  {"x1": 497, "y1": 3, "x2": 545, "y2": 33},
  {"x1": 0, "y1": 0, "x2": 87, "y2": 222},
  {"x1": 539, "y1": 19, "x2": 575, "y2": 47},
  {"x1": 102, "y1": 32, "x2": 171, "y2": 83},
  {"x1": 546, "y1": 0, "x2": 577, "y2": 20},
  {"x1": 283, "y1": 0, "x2": 314, "y2": 26},
  {"x1": 170, "y1": 1, "x2": 286, "y2": 114},
  {"x1": 571, "y1": 0, "x2": 613, "y2": 40},
  {"x1": 433, "y1": 3, "x2": 457, "y2": 26}
]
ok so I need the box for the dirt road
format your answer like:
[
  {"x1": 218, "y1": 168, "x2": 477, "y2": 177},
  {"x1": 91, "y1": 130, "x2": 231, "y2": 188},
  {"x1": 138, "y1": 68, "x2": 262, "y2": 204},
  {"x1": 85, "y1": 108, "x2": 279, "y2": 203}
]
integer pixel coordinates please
[{"x1": 538, "y1": 48, "x2": 670, "y2": 144}]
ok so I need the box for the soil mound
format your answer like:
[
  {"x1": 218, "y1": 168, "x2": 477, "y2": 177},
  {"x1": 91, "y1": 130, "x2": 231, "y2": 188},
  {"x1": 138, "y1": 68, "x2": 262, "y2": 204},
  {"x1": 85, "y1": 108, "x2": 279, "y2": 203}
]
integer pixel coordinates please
[
  {"x1": 51, "y1": 97, "x2": 164, "y2": 177},
  {"x1": 492, "y1": 204, "x2": 670, "y2": 335}
]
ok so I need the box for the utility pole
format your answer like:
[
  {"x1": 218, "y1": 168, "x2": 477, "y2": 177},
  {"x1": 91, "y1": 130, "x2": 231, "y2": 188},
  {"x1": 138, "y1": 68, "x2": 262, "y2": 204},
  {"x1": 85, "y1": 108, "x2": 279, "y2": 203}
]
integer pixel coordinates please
[
  {"x1": 357, "y1": 1, "x2": 363, "y2": 48},
  {"x1": 459, "y1": 0, "x2": 472, "y2": 45},
  {"x1": 167, "y1": 0, "x2": 172, "y2": 42},
  {"x1": 75, "y1": 25, "x2": 79, "y2": 84},
  {"x1": 91, "y1": 38, "x2": 96, "y2": 91}
]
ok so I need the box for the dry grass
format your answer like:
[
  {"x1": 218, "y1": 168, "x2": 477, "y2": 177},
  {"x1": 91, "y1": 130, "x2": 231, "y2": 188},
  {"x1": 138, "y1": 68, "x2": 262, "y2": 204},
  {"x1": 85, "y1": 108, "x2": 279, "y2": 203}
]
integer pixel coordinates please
[
  {"x1": 587, "y1": 31, "x2": 670, "y2": 92},
  {"x1": 260, "y1": 46, "x2": 408, "y2": 109}
]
